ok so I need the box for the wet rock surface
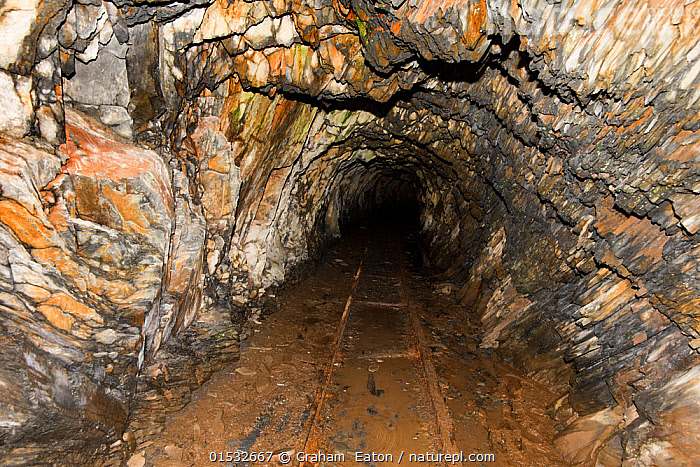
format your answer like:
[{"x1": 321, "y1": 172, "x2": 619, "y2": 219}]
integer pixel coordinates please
[{"x1": 0, "y1": 0, "x2": 697, "y2": 464}]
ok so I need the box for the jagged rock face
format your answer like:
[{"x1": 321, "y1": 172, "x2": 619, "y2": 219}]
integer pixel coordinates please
[{"x1": 0, "y1": 0, "x2": 699, "y2": 465}]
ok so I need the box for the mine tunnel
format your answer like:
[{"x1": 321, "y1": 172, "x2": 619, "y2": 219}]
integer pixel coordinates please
[{"x1": 0, "y1": 0, "x2": 699, "y2": 466}]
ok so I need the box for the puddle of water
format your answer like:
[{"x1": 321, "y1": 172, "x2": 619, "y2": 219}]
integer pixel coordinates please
[{"x1": 320, "y1": 357, "x2": 440, "y2": 467}]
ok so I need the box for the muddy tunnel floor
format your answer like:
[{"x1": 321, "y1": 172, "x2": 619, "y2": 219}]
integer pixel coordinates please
[{"x1": 141, "y1": 222, "x2": 568, "y2": 467}]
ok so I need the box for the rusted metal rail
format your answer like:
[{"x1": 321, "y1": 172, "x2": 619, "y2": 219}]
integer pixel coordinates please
[
  {"x1": 398, "y1": 262, "x2": 462, "y2": 466},
  {"x1": 300, "y1": 247, "x2": 368, "y2": 465},
  {"x1": 300, "y1": 239, "x2": 462, "y2": 467}
]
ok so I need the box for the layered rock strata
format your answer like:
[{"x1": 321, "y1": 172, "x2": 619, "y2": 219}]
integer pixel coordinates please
[{"x1": 0, "y1": 0, "x2": 698, "y2": 465}]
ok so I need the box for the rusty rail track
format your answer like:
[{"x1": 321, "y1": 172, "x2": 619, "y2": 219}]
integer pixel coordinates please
[
  {"x1": 300, "y1": 246, "x2": 368, "y2": 464},
  {"x1": 300, "y1": 238, "x2": 462, "y2": 467},
  {"x1": 398, "y1": 253, "x2": 462, "y2": 464}
]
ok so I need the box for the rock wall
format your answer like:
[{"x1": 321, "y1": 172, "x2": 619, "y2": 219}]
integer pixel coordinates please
[
  {"x1": 0, "y1": 110, "x2": 170, "y2": 463},
  {"x1": 0, "y1": 0, "x2": 698, "y2": 465}
]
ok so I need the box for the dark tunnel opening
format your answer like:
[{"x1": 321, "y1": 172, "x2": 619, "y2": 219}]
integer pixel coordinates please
[{"x1": 338, "y1": 173, "x2": 422, "y2": 235}]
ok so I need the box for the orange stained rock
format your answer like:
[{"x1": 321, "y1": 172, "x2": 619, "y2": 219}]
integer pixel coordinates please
[
  {"x1": 627, "y1": 218, "x2": 668, "y2": 265},
  {"x1": 63, "y1": 126, "x2": 154, "y2": 180},
  {"x1": 659, "y1": 291, "x2": 700, "y2": 322},
  {"x1": 204, "y1": 151, "x2": 231, "y2": 175},
  {"x1": 101, "y1": 184, "x2": 152, "y2": 237},
  {"x1": 46, "y1": 193, "x2": 71, "y2": 234},
  {"x1": 93, "y1": 278, "x2": 137, "y2": 304},
  {"x1": 320, "y1": 36, "x2": 348, "y2": 78},
  {"x1": 294, "y1": 7, "x2": 320, "y2": 45},
  {"x1": 19, "y1": 283, "x2": 52, "y2": 302},
  {"x1": 265, "y1": 47, "x2": 285, "y2": 79},
  {"x1": 461, "y1": 0, "x2": 488, "y2": 51},
  {"x1": 269, "y1": 94, "x2": 316, "y2": 142},
  {"x1": 632, "y1": 331, "x2": 648, "y2": 345},
  {"x1": 201, "y1": 171, "x2": 237, "y2": 218},
  {"x1": 71, "y1": 266, "x2": 139, "y2": 308},
  {"x1": 332, "y1": 0, "x2": 349, "y2": 16},
  {"x1": 197, "y1": 0, "x2": 261, "y2": 40},
  {"x1": 254, "y1": 167, "x2": 291, "y2": 222},
  {"x1": 600, "y1": 249, "x2": 631, "y2": 277},
  {"x1": 678, "y1": 1, "x2": 700, "y2": 39},
  {"x1": 508, "y1": 0, "x2": 523, "y2": 28},
  {"x1": 580, "y1": 278, "x2": 636, "y2": 323},
  {"x1": 41, "y1": 292, "x2": 103, "y2": 325},
  {"x1": 36, "y1": 303, "x2": 74, "y2": 332},
  {"x1": 594, "y1": 199, "x2": 669, "y2": 271},
  {"x1": 272, "y1": 0, "x2": 291, "y2": 13},
  {"x1": 407, "y1": 0, "x2": 471, "y2": 24},
  {"x1": 615, "y1": 107, "x2": 654, "y2": 135},
  {"x1": 30, "y1": 247, "x2": 86, "y2": 293},
  {"x1": 672, "y1": 193, "x2": 700, "y2": 235},
  {"x1": 61, "y1": 110, "x2": 174, "y2": 212},
  {"x1": 668, "y1": 132, "x2": 700, "y2": 163},
  {"x1": 594, "y1": 196, "x2": 637, "y2": 236},
  {"x1": 0, "y1": 200, "x2": 57, "y2": 249},
  {"x1": 70, "y1": 323, "x2": 92, "y2": 340}
]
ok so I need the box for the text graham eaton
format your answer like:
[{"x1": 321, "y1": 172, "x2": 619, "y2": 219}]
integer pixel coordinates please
[{"x1": 295, "y1": 451, "x2": 495, "y2": 463}]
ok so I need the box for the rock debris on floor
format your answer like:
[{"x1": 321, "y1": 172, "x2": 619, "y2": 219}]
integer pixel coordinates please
[{"x1": 139, "y1": 224, "x2": 567, "y2": 467}]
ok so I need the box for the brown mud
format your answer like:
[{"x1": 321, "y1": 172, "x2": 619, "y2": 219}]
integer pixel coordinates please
[{"x1": 140, "y1": 222, "x2": 569, "y2": 467}]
